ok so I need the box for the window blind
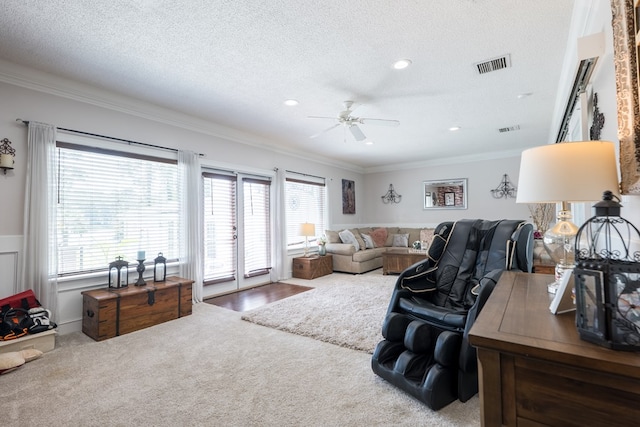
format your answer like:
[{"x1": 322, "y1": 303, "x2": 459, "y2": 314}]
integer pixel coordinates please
[
  {"x1": 203, "y1": 173, "x2": 237, "y2": 283},
  {"x1": 56, "y1": 144, "x2": 179, "y2": 276},
  {"x1": 243, "y1": 178, "x2": 271, "y2": 277},
  {"x1": 285, "y1": 176, "x2": 326, "y2": 247}
]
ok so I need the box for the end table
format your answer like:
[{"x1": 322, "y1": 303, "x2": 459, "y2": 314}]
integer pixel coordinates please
[{"x1": 292, "y1": 255, "x2": 333, "y2": 280}]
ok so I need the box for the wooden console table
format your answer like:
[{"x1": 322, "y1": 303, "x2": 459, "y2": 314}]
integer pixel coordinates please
[
  {"x1": 469, "y1": 271, "x2": 640, "y2": 426},
  {"x1": 82, "y1": 276, "x2": 193, "y2": 341},
  {"x1": 382, "y1": 250, "x2": 427, "y2": 275}
]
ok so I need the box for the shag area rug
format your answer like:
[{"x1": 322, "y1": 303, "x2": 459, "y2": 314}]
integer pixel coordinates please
[{"x1": 241, "y1": 274, "x2": 396, "y2": 353}]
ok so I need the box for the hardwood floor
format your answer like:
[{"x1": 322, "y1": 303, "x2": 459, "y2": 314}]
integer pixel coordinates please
[{"x1": 204, "y1": 282, "x2": 313, "y2": 312}]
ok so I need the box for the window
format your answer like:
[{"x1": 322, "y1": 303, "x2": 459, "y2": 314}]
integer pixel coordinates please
[
  {"x1": 56, "y1": 143, "x2": 179, "y2": 276},
  {"x1": 285, "y1": 175, "x2": 326, "y2": 248}
]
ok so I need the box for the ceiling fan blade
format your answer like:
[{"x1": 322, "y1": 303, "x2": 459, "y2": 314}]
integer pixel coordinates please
[
  {"x1": 359, "y1": 118, "x2": 400, "y2": 127},
  {"x1": 310, "y1": 123, "x2": 340, "y2": 139},
  {"x1": 308, "y1": 115, "x2": 338, "y2": 120},
  {"x1": 349, "y1": 124, "x2": 367, "y2": 142}
]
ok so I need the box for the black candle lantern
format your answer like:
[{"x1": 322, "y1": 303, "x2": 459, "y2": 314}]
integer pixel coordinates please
[
  {"x1": 574, "y1": 191, "x2": 640, "y2": 351},
  {"x1": 108, "y1": 256, "x2": 129, "y2": 288},
  {"x1": 153, "y1": 252, "x2": 166, "y2": 282}
]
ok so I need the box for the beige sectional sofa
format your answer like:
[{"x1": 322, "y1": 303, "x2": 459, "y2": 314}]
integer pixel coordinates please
[{"x1": 323, "y1": 226, "x2": 434, "y2": 274}]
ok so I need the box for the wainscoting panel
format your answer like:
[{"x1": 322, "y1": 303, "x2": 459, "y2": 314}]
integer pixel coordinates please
[{"x1": 0, "y1": 235, "x2": 22, "y2": 298}]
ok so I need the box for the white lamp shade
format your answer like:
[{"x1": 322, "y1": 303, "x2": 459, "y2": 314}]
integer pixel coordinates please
[
  {"x1": 299, "y1": 223, "x2": 316, "y2": 237},
  {"x1": 516, "y1": 141, "x2": 619, "y2": 203}
]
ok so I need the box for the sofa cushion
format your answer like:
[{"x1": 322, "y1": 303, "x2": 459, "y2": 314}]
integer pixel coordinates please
[
  {"x1": 392, "y1": 233, "x2": 410, "y2": 247},
  {"x1": 338, "y1": 229, "x2": 360, "y2": 251},
  {"x1": 385, "y1": 227, "x2": 401, "y2": 246},
  {"x1": 325, "y1": 229, "x2": 341, "y2": 244},
  {"x1": 370, "y1": 227, "x2": 388, "y2": 248},
  {"x1": 352, "y1": 247, "x2": 386, "y2": 262},
  {"x1": 398, "y1": 228, "x2": 422, "y2": 246}
]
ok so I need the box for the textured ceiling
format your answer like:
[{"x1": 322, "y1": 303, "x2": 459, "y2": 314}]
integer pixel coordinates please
[{"x1": 0, "y1": 0, "x2": 576, "y2": 170}]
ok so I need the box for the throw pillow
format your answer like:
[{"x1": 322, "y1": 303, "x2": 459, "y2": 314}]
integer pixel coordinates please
[
  {"x1": 370, "y1": 227, "x2": 388, "y2": 248},
  {"x1": 338, "y1": 229, "x2": 360, "y2": 251},
  {"x1": 392, "y1": 233, "x2": 410, "y2": 247},
  {"x1": 349, "y1": 228, "x2": 366, "y2": 251},
  {"x1": 362, "y1": 233, "x2": 375, "y2": 249}
]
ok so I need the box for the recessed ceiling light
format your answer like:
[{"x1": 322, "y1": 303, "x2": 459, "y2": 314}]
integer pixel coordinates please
[
  {"x1": 365, "y1": 140, "x2": 374, "y2": 145},
  {"x1": 392, "y1": 59, "x2": 412, "y2": 70},
  {"x1": 517, "y1": 93, "x2": 532, "y2": 99},
  {"x1": 284, "y1": 99, "x2": 299, "y2": 106},
  {"x1": 449, "y1": 126, "x2": 461, "y2": 131}
]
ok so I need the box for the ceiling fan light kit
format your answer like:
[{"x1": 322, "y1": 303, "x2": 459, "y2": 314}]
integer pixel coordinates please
[{"x1": 308, "y1": 100, "x2": 399, "y2": 142}]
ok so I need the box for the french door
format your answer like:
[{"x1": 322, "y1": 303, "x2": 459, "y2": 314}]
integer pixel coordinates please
[{"x1": 202, "y1": 172, "x2": 271, "y2": 295}]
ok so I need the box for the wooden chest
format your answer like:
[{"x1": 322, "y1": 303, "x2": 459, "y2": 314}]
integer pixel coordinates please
[
  {"x1": 292, "y1": 255, "x2": 332, "y2": 280},
  {"x1": 82, "y1": 276, "x2": 193, "y2": 341}
]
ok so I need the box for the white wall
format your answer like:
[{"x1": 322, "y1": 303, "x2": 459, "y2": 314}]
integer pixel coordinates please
[{"x1": 360, "y1": 155, "x2": 529, "y2": 227}]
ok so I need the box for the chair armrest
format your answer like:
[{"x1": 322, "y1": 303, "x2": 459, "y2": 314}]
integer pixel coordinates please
[
  {"x1": 324, "y1": 243, "x2": 356, "y2": 256},
  {"x1": 396, "y1": 258, "x2": 438, "y2": 292}
]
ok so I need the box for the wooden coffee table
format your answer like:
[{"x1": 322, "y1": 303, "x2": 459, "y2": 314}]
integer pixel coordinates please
[{"x1": 382, "y1": 251, "x2": 427, "y2": 275}]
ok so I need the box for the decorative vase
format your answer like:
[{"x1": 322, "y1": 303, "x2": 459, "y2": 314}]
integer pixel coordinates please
[{"x1": 319, "y1": 245, "x2": 326, "y2": 256}]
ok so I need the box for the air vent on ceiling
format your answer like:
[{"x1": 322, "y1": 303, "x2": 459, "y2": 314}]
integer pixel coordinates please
[
  {"x1": 475, "y1": 54, "x2": 512, "y2": 74},
  {"x1": 498, "y1": 125, "x2": 520, "y2": 133}
]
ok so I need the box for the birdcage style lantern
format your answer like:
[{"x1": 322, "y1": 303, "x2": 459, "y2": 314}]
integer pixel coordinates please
[
  {"x1": 574, "y1": 191, "x2": 640, "y2": 351},
  {"x1": 108, "y1": 256, "x2": 129, "y2": 288},
  {"x1": 153, "y1": 252, "x2": 167, "y2": 282}
]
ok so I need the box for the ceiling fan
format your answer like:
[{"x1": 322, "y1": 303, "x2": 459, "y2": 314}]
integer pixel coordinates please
[{"x1": 308, "y1": 101, "x2": 400, "y2": 142}]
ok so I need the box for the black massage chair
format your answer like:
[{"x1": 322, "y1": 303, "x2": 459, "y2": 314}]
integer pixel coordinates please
[{"x1": 371, "y1": 219, "x2": 533, "y2": 410}]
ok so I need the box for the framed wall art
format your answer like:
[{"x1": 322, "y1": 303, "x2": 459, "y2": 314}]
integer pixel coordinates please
[{"x1": 342, "y1": 179, "x2": 355, "y2": 214}]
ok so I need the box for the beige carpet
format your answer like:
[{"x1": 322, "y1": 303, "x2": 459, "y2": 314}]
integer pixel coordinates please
[
  {"x1": 1, "y1": 273, "x2": 480, "y2": 426},
  {"x1": 241, "y1": 274, "x2": 395, "y2": 353}
]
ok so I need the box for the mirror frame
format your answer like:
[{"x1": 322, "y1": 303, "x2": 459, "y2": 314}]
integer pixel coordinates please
[{"x1": 423, "y1": 178, "x2": 468, "y2": 210}]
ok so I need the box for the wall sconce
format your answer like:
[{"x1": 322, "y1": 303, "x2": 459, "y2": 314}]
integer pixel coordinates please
[
  {"x1": 0, "y1": 138, "x2": 15, "y2": 174},
  {"x1": 490, "y1": 174, "x2": 517, "y2": 199},
  {"x1": 381, "y1": 184, "x2": 402, "y2": 204}
]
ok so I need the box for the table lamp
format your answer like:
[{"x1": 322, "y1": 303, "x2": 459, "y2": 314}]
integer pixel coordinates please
[
  {"x1": 300, "y1": 222, "x2": 316, "y2": 257},
  {"x1": 516, "y1": 141, "x2": 619, "y2": 290}
]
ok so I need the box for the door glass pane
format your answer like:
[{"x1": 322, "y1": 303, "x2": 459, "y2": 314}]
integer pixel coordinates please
[
  {"x1": 203, "y1": 174, "x2": 237, "y2": 282},
  {"x1": 243, "y1": 178, "x2": 271, "y2": 277}
]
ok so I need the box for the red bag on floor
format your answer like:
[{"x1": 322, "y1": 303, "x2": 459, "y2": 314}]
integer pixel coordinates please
[{"x1": 0, "y1": 290, "x2": 41, "y2": 313}]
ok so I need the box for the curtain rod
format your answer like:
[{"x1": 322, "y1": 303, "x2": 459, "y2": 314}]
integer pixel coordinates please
[
  {"x1": 16, "y1": 118, "x2": 204, "y2": 157},
  {"x1": 285, "y1": 169, "x2": 325, "y2": 181}
]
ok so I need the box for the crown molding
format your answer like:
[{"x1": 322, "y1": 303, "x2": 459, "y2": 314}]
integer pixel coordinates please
[
  {"x1": 363, "y1": 147, "x2": 525, "y2": 174},
  {"x1": 0, "y1": 59, "x2": 363, "y2": 174}
]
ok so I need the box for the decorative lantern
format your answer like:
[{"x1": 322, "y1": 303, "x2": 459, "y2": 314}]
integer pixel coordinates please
[
  {"x1": 153, "y1": 252, "x2": 167, "y2": 282},
  {"x1": 574, "y1": 191, "x2": 640, "y2": 351},
  {"x1": 108, "y1": 256, "x2": 129, "y2": 288}
]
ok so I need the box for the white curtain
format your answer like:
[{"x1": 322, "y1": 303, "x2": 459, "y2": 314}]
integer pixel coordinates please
[
  {"x1": 271, "y1": 167, "x2": 288, "y2": 281},
  {"x1": 178, "y1": 150, "x2": 204, "y2": 303},
  {"x1": 20, "y1": 122, "x2": 58, "y2": 319}
]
